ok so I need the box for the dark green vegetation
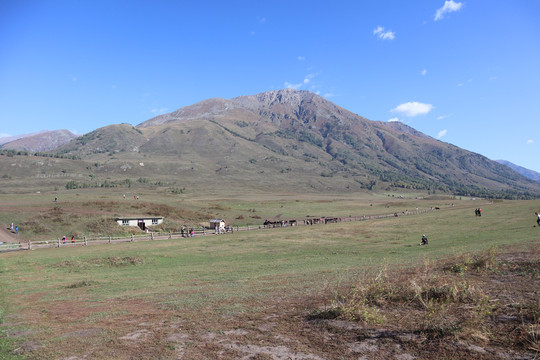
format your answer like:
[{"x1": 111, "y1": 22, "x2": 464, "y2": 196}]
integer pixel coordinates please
[
  {"x1": 0, "y1": 198, "x2": 539, "y2": 359},
  {"x1": 2, "y1": 90, "x2": 539, "y2": 198}
]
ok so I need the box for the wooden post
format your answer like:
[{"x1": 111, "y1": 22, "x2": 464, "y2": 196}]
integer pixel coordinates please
[
  {"x1": 109, "y1": 235, "x2": 111, "y2": 244},
  {"x1": 84, "y1": 236, "x2": 87, "y2": 246},
  {"x1": 151, "y1": 232, "x2": 154, "y2": 240},
  {"x1": 169, "y1": 231, "x2": 172, "y2": 239},
  {"x1": 28, "y1": 240, "x2": 31, "y2": 250},
  {"x1": 57, "y1": 238, "x2": 60, "y2": 248},
  {"x1": 131, "y1": 234, "x2": 134, "y2": 242}
]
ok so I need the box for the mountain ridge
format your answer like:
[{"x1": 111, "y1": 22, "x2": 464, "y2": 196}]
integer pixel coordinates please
[
  {"x1": 6, "y1": 89, "x2": 540, "y2": 198},
  {"x1": 496, "y1": 160, "x2": 540, "y2": 182},
  {"x1": 1, "y1": 129, "x2": 77, "y2": 152}
]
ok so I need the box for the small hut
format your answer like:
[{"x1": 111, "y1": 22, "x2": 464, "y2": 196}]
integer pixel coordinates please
[
  {"x1": 209, "y1": 219, "x2": 226, "y2": 234},
  {"x1": 115, "y1": 216, "x2": 163, "y2": 231}
]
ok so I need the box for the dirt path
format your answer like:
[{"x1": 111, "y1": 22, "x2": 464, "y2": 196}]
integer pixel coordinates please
[{"x1": 0, "y1": 225, "x2": 18, "y2": 243}]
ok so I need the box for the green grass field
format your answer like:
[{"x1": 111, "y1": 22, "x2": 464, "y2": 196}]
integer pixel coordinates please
[{"x1": 1, "y1": 195, "x2": 539, "y2": 359}]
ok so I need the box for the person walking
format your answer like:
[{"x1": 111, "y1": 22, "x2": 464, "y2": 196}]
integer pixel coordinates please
[{"x1": 536, "y1": 212, "x2": 540, "y2": 226}]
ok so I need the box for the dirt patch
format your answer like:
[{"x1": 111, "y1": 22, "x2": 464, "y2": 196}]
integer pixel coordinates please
[{"x1": 0, "y1": 226, "x2": 18, "y2": 243}]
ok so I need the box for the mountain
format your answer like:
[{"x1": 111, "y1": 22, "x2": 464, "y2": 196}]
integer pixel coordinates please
[
  {"x1": 49, "y1": 89, "x2": 540, "y2": 198},
  {"x1": 1, "y1": 129, "x2": 77, "y2": 152},
  {"x1": 0, "y1": 130, "x2": 48, "y2": 146},
  {"x1": 496, "y1": 160, "x2": 540, "y2": 182}
]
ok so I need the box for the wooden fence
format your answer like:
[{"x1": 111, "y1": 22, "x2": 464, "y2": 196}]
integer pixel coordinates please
[{"x1": 0, "y1": 208, "x2": 435, "y2": 253}]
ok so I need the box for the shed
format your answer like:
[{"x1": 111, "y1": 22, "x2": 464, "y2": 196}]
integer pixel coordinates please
[
  {"x1": 115, "y1": 216, "x2": 163, "y2": 231},
  {"x1": 209, "y1": 219, "x2": 226, "y2": 233}
]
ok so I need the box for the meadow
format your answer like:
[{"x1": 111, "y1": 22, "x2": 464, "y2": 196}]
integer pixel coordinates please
[{"x1": 0, "y1": 193, "x2": 539, "y2": 359}]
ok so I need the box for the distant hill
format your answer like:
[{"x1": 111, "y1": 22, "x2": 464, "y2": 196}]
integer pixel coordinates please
[
  {"x1": 33, "y1": 89, "x2": 540, "y2": 198},
  {"x1": 496, "y1": 160, "x2": 540, "y2": 182},
  {"x1": 1, "y1": 129, "x2": 77, "y2": 152},
  {"x1": 0, "y1": 130, "x2": 48, "y2": 146}
]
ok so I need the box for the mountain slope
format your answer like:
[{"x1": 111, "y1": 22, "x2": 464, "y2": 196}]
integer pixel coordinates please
[
  {"x1": 496, "y1": 160, "x2": 540, "y2": 182},
  {"x1": 1, "y1": 130, "x2": 77, "y2": 152},
  {"x1": 50, "y1": 89, "x2": 540, "y2": 198},
  {"x1": 135, "y1": 89, "x2": 540, "y2": 197}
]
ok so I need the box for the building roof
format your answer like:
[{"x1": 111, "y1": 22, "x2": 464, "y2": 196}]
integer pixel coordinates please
[{"x1": 115, "y1": 216, "x2": 164, "y2": 221}]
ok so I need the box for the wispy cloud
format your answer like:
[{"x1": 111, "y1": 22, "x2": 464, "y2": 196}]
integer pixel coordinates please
[
  {"x1": 388, "y1": 117, "x2": 400, "y2": 122},
  {"x1": 527, "y1": 139, "x2": 534, "y2": 144},
  {"x1": 285, "y1": 73, "x2": 318, "y2": 90},
  {"x1": 437, "y1": 114, "x2": 451, "y2": 120},
  {"x1": 437, "y1": 129, "x2": 448, "y2": 139},
  {"x1": 285, "y1": 82, "x2": 303, "y2": 90},
  {"x1": 373, "y1": 26, "x2": 395, "y2": 40},
  {"x1": 0, "y1": 133, "x2": 11, "y2": 138},
  {"x1": 298, "y1": 56, "x2": 305, "y2": 61},
  {"x1": 391, "y1": 102, "x2": 434, "y2": 117},
  {"x1": 434, "y1": 0, "x2": 463, "y2": 21},
  {"x1": 151, "y1": 108, "x2": 169, "y2": 115},
  {"x1": 421, "y1": 69, "x2": 427, "y2": 76}
]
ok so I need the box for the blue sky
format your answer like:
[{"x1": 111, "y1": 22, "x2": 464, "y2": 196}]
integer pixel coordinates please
[{"x1": 1, "y1": 1, "x2": 539, "y2": 172}]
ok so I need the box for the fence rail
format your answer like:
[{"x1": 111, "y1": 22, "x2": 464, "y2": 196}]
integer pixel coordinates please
[{"x1": 0, "y1": 208, "x2": 436, "y2": 253}]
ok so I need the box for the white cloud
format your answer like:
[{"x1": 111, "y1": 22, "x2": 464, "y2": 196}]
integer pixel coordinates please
[
  {"x1": 421, "y1": 69, "x2": 427, "y2": 76},
  {"x1": 388, "y1": 117, "x2": 400, "y2": 122},
  {"x1": 437, "y1": 129, "x2": 448, "y2": 139},
  {"x1": 285, "y1": 73, "x2": 317, "y2": 90},
  {"x1": 527, "y1": 139, "x2": 534, "y2": 144},
  {"x1": 151, "y1": 108, "x2": 169, "y2": 115},
  {"x1": 437, "y1": 114, "x2": 451, "y2": 120},
  {"x1": 391, "y1": 102, "x2": 434, "y2": 117},
  {"x1": 373, "y1": 26, "x2": 395, "y2": 40},
  {"x1": 298, "y1": 56, "x2": 305, "y2": 61},
  {"x1": 284, "y1": 82, "x2": 303, "y2": 90},
  {"x1": 323, "y1": 93, "x2": 335, "y2": 98},
  {"x1": 0, "y1": 133, "x2": 11, "y2": 138},
  {"x1": 434, "y1": 0, "x2": 463, "y2": 21}
]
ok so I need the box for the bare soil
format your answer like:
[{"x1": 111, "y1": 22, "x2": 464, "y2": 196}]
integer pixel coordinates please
[{"x1": 0, "y1": 226, "x2": 18, "y2": 244}]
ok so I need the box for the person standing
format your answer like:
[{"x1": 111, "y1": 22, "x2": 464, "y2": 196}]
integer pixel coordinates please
[{"x1": 536, "y1": 212, "x2": 540, "y2": 226}]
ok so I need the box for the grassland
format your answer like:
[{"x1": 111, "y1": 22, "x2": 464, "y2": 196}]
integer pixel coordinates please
[{"x1": 0, "y1": 193, "x2": 539, "y2": 359}]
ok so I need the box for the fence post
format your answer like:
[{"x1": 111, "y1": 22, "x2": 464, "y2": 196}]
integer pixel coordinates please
[
  {"x1": 57, "y1": 238, "x2": 60, "y2": 248},
  {"x1": 169, "y1": 231, "x2": 172, "y2": 239},
  {"x1": 28, "y1": 240, "x2": 31, "y2": 250},
  {"x1": 84, "y1": 236, "x2": 87, "y2": 246},
  {"x1": 151, "y1": 232, "x2": 154, "y2": 240},
  {"x1": 247, "y1": 225, "x2": 250, "y2": 231},
  {"x1": 131, "y1": 234, "x2": 134, "y2": 242},
  {"x1": 109, "y1": 236, "x2": 111, "y2": 244}
]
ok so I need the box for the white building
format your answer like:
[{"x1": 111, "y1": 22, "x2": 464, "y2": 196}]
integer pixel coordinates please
[
  {"x1": 115, "y1": 216, "x2": 163, "y2": 231},
  {"x1": 209, "y1": 219, "x2": 226, "y2": 233}
]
